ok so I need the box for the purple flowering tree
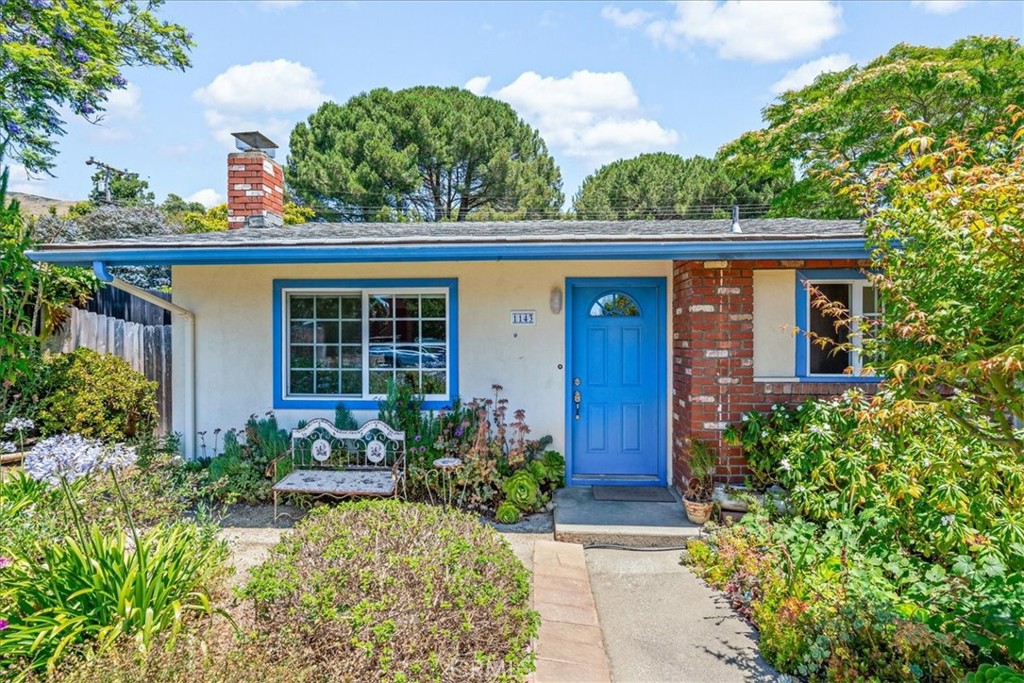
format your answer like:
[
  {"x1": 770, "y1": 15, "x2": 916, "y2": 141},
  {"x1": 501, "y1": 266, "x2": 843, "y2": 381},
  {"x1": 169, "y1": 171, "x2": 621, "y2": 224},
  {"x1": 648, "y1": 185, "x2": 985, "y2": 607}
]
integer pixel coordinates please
[{"x1": 0, "y1": 0, "x2": 194, "y2": 173}]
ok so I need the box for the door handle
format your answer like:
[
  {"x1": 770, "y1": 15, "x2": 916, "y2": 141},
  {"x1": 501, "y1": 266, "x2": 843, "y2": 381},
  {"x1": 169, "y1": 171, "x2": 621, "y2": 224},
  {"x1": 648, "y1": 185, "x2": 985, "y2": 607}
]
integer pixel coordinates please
[{"x1": 573, "y1": 390, "x2": 582, "y2": 420}]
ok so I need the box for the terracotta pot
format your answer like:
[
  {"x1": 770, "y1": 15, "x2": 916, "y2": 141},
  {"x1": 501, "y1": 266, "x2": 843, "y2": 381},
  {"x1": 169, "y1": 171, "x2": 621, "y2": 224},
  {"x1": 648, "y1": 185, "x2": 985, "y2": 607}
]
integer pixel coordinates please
[{"x1": 683, "y1": 498, "x2": 713, "y2": 525}]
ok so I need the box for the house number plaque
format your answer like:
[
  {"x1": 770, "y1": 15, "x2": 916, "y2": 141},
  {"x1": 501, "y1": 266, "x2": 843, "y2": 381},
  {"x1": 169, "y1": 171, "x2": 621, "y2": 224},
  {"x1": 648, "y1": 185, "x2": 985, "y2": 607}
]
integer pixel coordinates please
[{"x1": 510, "y1": 310, "x2": 536, "y2": 326}]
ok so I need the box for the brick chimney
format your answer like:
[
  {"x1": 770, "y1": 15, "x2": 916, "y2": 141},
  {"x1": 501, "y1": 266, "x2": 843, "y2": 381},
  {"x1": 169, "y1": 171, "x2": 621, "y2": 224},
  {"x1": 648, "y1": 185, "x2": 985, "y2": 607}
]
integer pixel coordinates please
[{"x1": 227, "y1": 131, "x2": 284, "y2": 229}]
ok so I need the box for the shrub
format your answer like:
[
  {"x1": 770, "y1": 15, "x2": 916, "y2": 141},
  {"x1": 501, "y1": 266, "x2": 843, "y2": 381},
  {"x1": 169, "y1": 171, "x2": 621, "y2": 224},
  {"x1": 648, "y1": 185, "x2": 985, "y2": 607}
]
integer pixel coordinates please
[
  {"x1": 37, "y1": 348, "x2": 158, "y2": 441},
  {"x1": 0, "y1": 479, "x2": 228, "y2": 677},
  {"x1": 240, "y1": 500, "x2": 539, "y2": 682}
]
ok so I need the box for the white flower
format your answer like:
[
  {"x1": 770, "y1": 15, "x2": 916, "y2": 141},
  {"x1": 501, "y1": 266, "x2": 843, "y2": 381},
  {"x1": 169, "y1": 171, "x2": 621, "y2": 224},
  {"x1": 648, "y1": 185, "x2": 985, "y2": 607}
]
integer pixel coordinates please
[
  {"x1": 3, "y1": 418, "x2": 34, "y2": 434},
  {"x1": 780, "y1": 458, "x2": 792, "y2": 472},
  {"x1": 741, "y1": 414, "x2": 750, "y2": 422},
  {"x1": 871, "y1": 438, "x2": 882, "y2": 450},
  {"x1": 22, "y1": 434, "x2": 137, "y2": 486},
  {"x1": 941, "y1": 514, "x2": 955, "y2": 527},
  {"x1": 761, "y1": 430, "x2": 769, "y2": 438},
  {"x1": 922, "y1": 458, "x2": 931, "y2": 468},
  {"x1": 809, "y1": 424, "x2": 830, "y2": 436}
]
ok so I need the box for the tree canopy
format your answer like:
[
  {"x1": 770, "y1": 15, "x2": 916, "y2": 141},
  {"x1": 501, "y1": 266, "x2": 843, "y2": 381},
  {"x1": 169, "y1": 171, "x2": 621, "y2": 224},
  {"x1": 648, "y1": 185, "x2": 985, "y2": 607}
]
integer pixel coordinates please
[
  {"x1": 572, "y1": 152, "x2": 791, "y2": 220},
  {"x1": 721, "y1": 35, "x2": 1024, "y2": 219},
  {"x1": 0, "y1": 0, "x2": 193, "y2": 174},
  {"x1": 287, "y1": 86, "x2": 564, "y2": 222},
  {"x1": 88, "y1": 168, "x2": 155, "y2": 207}
]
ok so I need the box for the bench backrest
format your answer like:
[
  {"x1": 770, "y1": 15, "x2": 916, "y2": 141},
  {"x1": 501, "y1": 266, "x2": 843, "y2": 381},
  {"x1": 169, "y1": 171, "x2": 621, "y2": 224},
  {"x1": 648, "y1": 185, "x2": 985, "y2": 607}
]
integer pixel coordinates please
[{"x1": 290, "y1": 418, "x2": 406, "y2": 471}]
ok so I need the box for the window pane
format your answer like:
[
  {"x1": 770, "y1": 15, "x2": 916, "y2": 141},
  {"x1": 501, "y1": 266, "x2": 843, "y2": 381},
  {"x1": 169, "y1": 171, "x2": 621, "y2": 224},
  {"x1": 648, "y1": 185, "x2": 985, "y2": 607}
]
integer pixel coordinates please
[
  {"x1": 316, "y1": 297, "x2": 339, "y2": 319},
  {"x1": 341, "y1": 371, "x2": 361, "y2": 395},
  {"x1": 369, "y1": 320, "x2": 393, "y2": 343},
  {"x1": 421, "y1": 296, "x2": 445, "y2": 318},
  {"x1": 315, "y1": 371, "x2": 339, "y2": 394},
  {"x1": 340, "y1": 296, "x2": 361, "y2": 319},
  {"x1": 395, "y1": 319, "x2": 417, "y2": 344},
  {"x1": 341, "y1": 320, "x2": 361, "y2": 343},
  {"x1": 340, "y1": 345, "x2": 361, "y2": 369},
  {"x1": 369, "y1": 371, "x2": 392, "y2": 394},
  {"x1": 423, "y1": 371, "x2": 446, "y2": 395},
  {"x1": 369, "y1": 345, "x2": 394, "y2": 368},
  {"x1": 290, "y1": 320, "x2": 315, "y2": 343},
  {"x1": 394, "y1": 345, "x2": 421, "y2": 368},
  {"x1": 862, "y1": 286, "x2": 878, "y2": 316},
  {"x1": 369, "y1": 295, "x2": 392, "y2": 318},
  {"x1": 290, "y1": 296, "x2": 314, "y2": 319},
  {"x1": 394, "y1": 296, "x2": 419, "y2": 317},
  {"x1": 421, "y1": 320, "x2": 446, "y2": 342},
  {"x1": 315, "y1": 346, "x2": 339, "y2": 368},
  {"x1": 422, "y1": 344, "x2": 446, "y2": 368},
  {"x1": 316, "y1": 321, "x2": 339, "y2": 344},
  {"x1": 809, "y1": 283, "x2": 851, "y2": 374},
  {"x1": 290, "y1": 370, "x2": 313, "y2": 394},
  {"x1": 290, "y1": 346, "x2": 313, "y2": 369},
  {"x1": 590, "y1": 293, "x2": 640, "y2": 317},
  {"x1": 400, "y1": 370, "x2": 421, "y2": 392}
]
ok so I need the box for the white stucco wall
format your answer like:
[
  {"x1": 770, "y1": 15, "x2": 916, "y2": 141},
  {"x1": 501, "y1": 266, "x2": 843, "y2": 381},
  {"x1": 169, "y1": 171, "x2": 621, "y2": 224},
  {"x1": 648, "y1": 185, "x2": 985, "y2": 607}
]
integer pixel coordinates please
[
  {"x1": 753, "y1": 269, "x2": 797, "y2": 378},
  {"x1": 171, "y1": 260, "x2": 672, "y2": 459}
]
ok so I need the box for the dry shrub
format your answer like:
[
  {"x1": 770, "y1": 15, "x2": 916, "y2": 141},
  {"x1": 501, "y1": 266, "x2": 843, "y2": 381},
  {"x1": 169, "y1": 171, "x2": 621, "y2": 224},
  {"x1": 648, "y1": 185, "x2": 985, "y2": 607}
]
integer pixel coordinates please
[{"x1": 239, "y1": 500, "x2": 538, "y2": 682}]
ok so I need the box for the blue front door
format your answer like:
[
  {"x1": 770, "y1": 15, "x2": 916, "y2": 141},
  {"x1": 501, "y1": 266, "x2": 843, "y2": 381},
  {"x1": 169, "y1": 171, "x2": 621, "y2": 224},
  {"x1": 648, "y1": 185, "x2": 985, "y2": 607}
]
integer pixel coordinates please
[{"x1": 567, "y1": 278, "x2": 666, "y2": 486}]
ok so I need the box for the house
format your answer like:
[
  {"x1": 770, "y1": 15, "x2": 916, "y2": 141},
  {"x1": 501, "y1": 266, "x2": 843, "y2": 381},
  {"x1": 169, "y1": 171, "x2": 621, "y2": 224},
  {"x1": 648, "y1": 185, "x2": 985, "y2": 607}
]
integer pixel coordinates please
[{"x1": 27, "y1": 137, "x2": 877, "y2": 492}]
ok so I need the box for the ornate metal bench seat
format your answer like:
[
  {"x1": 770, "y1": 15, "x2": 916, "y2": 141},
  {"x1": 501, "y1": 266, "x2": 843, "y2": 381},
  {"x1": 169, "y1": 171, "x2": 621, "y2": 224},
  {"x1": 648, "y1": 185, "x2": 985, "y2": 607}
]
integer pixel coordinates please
[{"x1": 269, "y1": 418, "x2": 406, "y2": 520}]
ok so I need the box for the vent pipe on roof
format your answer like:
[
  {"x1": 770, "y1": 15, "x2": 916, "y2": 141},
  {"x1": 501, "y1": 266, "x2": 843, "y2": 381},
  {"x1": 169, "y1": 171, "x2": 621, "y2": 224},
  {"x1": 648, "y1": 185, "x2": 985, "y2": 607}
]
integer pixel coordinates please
[{"x1": 731, "y1": 205, "x2": 741, "y2": 233}]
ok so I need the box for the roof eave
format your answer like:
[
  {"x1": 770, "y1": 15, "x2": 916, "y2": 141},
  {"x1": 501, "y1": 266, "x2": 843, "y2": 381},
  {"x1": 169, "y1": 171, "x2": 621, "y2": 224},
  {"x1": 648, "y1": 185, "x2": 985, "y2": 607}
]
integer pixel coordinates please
[{"x1": 26, "y1": 237, "x2": 870, "y2": 268}]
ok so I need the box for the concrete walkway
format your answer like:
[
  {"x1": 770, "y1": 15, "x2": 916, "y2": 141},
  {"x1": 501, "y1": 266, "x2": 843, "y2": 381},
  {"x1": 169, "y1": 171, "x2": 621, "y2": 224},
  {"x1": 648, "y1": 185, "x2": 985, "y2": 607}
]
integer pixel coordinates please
[
  {"x1": 531, "y1": 541, "x2": 612, "y2": 683},
  {"x1": 586, "y1": 547, "x2": 776, "y2": 683}
]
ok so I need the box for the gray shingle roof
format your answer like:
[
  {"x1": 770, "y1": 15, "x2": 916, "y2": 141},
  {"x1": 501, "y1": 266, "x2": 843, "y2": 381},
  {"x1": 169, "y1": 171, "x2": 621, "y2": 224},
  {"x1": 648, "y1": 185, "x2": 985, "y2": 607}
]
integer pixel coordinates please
[{"x1": 38, "y1": 218, "x2": 863, "y2": 251}]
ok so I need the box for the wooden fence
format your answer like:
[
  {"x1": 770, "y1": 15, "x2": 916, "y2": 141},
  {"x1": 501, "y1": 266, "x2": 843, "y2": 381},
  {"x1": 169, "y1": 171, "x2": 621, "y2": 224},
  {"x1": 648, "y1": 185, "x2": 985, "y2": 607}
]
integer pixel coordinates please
[
  {"x1": 86, "y1": 285, "x2": 172, "y2": 326},
  {"x1": 50, "y1": 307, "x2": 172, "y2": 434}
]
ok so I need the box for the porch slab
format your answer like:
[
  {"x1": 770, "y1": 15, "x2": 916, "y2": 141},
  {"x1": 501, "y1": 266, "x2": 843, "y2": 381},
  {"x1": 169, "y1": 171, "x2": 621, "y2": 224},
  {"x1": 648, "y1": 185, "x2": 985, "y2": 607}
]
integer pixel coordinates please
[{"x1": 553, "y1": 487, "x2": 701, "y2": 548}]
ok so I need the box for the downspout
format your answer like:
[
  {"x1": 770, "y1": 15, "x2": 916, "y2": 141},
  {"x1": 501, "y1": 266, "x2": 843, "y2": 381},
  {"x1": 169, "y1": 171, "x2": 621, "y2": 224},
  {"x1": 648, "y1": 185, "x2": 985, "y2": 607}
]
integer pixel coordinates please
[{"x1": 92, "y1": 261, "x2": 197, "y2": 460}]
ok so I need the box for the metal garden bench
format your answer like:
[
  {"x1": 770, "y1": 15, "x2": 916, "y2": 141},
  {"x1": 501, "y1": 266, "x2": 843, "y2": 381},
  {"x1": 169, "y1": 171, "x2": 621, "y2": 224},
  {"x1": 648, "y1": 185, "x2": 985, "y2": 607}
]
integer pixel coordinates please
[{"x1": 268, "y1": 418, "x2": 406, "y2": 521}]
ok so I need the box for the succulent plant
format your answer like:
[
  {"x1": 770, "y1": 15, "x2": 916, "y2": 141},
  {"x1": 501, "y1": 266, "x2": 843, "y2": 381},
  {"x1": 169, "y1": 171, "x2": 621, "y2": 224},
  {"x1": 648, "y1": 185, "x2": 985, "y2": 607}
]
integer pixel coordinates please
[
  {"x1": 965, "y1": 666, "x2": 1024, "y2": 683},
  {"x1": 495, "y1": 502, "x2": 521, "y2": 525},
  {"x1": 502, "y1": 470, "x2": 539, "y2": 511}
]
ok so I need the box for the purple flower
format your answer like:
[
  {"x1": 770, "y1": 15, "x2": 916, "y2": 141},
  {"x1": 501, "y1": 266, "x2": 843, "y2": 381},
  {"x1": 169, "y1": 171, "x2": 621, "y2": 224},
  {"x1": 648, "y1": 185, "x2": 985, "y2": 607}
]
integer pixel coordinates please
[
  {"x1": 418, "y1": 446, "x2": 426, "y2": 454},
  {"x1": 0, "y1": 619, "x2": 7, "y2": 631},
  {"x1": 29, "y1": 0, "x2": 51, "y2": 8},
  {"x1": 79, "y1": 103, "x2": 95, "y2": 115},
  {"x1": 414, "y1": 434, "x2": 421, "y2": 442},
  {"x1": 54, "y1": 23, "x2": 71, "y2": 40},
  {"x1": 0, "y1": 557, "x2": 10, "y2": 568},
  {"x1": 3, "y1": 120, "x2": 21, "y2": 137},
  {"x1": 111, "y1": 74, "x2": 127, "y2": 88},
  {"x1": 454, "y1": 427, "x2": 464, "y2": 437},
  {"x1": 74, "y1": 48, "x2": 89, "y2": 63}
]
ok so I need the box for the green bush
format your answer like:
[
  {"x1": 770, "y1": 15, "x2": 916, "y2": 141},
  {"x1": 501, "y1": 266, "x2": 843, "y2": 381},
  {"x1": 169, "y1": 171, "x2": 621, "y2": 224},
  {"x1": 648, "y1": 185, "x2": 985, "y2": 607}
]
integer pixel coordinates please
[
  {"x1": 240, "y1": 500, "x2": 539, "y2": 682},
  {"x1": 36, "y1": 348, "x2": 158, "y2": 442},
  {"x1": 0, "y1": 478, "x2": 228, "y2": 678}
]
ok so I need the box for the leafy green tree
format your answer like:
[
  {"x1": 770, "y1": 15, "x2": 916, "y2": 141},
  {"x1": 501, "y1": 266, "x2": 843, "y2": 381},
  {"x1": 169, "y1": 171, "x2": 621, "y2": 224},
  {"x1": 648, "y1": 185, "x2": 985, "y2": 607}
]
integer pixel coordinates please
[
  {"x1": 842, "y1": 110, "x2": 1024, "y2": 451},
  {"x1": 721, "y1": 36, "x2": 1024, "y2": 218},
  {"x1": 0, "y1": 0, "x2": 193, "y2": 174},
  {"x1": 287, "y1": 86, "x2": 563, "y2": 221},
  {"x1": 88, "y1": 168, "x2": 154, "y2": 206},
  {"x1": 160, "y1": 193, "x2": 205, "y2": 215},
  {"x1": 572, "y1": 152, "x2": 791, "y2": 220}
]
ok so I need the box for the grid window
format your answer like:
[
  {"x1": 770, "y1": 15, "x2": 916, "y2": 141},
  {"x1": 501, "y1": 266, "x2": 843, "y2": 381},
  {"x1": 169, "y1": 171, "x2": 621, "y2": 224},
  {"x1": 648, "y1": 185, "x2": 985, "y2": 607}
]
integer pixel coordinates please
[
  {"x1": 285, "y1": 289, "x2": 449, "y2": 399},
  {"x1": 804, "y1": 279, "x2": 879, "y2": 377}
]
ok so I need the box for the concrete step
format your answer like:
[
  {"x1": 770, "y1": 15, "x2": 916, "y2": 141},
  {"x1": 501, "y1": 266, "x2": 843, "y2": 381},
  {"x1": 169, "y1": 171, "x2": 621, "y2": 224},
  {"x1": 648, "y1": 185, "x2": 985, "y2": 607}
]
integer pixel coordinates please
[{"x1": 553, "y1": 487, "x2": 703, "y2": 548}]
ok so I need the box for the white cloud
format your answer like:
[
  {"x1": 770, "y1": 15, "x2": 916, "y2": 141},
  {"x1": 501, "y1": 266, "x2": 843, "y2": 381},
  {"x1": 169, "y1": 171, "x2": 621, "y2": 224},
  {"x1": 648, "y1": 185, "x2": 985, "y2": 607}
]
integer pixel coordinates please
[
  {"x1": 186, "y1": 188, "x2": 224, "y2": 208},
  {"x1": 104, "y1": 83, "x2": 142, "y2": 119},
  {"x1": 194, "y1": 59, "x2": 326, "y2": 113},
  {"x1": 491, "y1": 70, "x2": 679, "y2": 166},
  {"x1": 910, "y1": 0, "x2": 968, "y2": 14},
  {"x1": 6, "y1": 163, "x2": 52, "y2": 196},
  {"x1": 464, "y1": 76, "x2": 491, "y2": 95},
  {"x1": 605, "y1": 1, "x2": 842, "y2": 63},
  {"x1": 600, "y1": 5, "x2": 653, "y2": 28},
  {"x1": 194, "y1": 59, "x2": 328, "y2": 148},
  {"x1": 771, "y1": 53, "x2": 853, "y2": 94}
]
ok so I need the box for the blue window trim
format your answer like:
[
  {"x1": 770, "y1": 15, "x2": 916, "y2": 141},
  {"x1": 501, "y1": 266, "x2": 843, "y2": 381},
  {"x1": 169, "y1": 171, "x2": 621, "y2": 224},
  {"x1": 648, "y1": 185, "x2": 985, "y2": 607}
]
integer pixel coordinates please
[
  {"x1": 272, "y1": 278, "x2": 458, "y2": 410},
  {"x1": 795, "y1": 269, "x2": 881, "y2": 383},
  {"x1": 564, "y1": 277, "x2": 668, "y2": 488}
]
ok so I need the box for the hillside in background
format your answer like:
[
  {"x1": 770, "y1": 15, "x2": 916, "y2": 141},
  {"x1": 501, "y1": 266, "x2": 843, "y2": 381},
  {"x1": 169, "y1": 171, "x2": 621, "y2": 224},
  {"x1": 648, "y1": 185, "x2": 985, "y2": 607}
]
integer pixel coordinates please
[{"x1": 9, "y1": 191, "x2": 79, "y2": 217}]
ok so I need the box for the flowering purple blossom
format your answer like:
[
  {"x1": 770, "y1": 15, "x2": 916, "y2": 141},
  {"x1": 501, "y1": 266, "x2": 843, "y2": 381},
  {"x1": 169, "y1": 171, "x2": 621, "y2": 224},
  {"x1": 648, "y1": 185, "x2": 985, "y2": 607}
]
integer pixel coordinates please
[
  {"x1": 29, "y1": 0, "x2": 52, "y2": 8},
  {"x1": 79, "y1": 102, "x2": 95, "y2": 115},
  {"x1": 414, "y1": 434, "x2": 421, "y2": 442},
  {"x1": 0, "y1": 619, "x2": 7, "y2": 631},
  {"x1": 3, "y1": 417, "x2": 33, "y2": 434},
  {"x1": 111, "y1": 74, "x2": 127, "y2": 88},
  {"x1": 454, "y1": 427, "x2": 464, "y2": 437},
  {"x1": 74, "y1": 48, "x2": 89, "y2": 63},
  {"x1": 1, "y1": 441, "x2": 15, "y2": 454},
  {"x1": 23, "y1": 434, "x2": 137, "y2": 485},
  {"x1": 418, "y1": 446, "x2": 426, "y2": 454},
  {"x1": 0, "y1": 557, "x2": 10, "y2": 569}
]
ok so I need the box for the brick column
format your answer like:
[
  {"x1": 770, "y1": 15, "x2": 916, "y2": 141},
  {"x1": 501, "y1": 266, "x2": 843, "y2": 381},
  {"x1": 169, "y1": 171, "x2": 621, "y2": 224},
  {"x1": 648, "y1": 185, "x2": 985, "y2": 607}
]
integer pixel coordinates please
[{"x1": 227, "y1": 150, "x2": 284, "y2": 229}]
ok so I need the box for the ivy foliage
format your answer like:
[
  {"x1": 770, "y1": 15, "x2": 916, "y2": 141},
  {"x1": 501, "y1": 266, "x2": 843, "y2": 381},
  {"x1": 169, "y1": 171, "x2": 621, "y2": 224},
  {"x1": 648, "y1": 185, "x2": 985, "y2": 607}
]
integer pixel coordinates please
[
  {"x1": 0, "y1": 0, "x2": 193, "y2": 173},
  {"x1": 287, "y1": 86, "x2": 564, "y2": 222}
]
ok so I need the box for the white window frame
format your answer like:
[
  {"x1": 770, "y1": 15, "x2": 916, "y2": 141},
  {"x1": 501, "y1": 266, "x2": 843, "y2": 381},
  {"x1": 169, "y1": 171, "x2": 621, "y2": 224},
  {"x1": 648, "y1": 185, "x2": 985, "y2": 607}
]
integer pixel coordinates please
[
  {"x1": 802, "y1": 278, "x2": 878, "y2": 378},
  {"x1": 282, "y1": 286, "x2": 451, "y2": 402}
]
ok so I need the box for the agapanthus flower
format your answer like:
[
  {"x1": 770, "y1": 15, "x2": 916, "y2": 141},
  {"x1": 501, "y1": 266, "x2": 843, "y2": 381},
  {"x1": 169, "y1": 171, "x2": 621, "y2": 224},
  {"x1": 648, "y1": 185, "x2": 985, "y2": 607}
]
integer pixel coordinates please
[
  {"x1": 3, "y1": 417, "x2": 33, "y2": 433},
  {"x1": 23, "y1": 434, "x2": 137, "y2": 485},
  {"x1": 1, "y1": 441, "x2": 15, "y2": 453}
]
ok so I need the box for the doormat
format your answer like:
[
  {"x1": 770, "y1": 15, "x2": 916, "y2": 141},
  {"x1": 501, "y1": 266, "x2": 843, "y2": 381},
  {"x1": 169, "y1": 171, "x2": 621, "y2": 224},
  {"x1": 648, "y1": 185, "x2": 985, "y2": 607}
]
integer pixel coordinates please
[{"x1": 592, "y1": 486, "x2": 676, "y2": 503}]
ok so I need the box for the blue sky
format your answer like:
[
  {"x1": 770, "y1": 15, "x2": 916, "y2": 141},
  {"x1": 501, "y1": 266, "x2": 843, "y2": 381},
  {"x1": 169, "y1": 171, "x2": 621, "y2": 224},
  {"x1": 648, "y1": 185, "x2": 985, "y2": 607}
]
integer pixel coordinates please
[{"x1": 10, "y1": 0, "x2": 1024, "y2": 207}]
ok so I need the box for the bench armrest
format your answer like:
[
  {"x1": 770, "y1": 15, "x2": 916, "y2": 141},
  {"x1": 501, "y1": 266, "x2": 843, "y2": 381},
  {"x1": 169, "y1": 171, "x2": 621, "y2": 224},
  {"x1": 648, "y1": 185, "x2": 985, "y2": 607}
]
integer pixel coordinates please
[{"x1": 265, "y1": 451, "x2": 292, "y2": 480}]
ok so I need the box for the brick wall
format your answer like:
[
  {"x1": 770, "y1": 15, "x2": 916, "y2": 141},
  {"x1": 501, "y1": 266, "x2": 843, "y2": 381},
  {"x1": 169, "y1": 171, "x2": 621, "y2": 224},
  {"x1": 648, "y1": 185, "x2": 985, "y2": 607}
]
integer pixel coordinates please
[
  {"x1": 671, "y1": 258, "x2": 872, "y2": 490},
  {"x1": 227, "y1": 151, "x2": 284, "y2": 229}
]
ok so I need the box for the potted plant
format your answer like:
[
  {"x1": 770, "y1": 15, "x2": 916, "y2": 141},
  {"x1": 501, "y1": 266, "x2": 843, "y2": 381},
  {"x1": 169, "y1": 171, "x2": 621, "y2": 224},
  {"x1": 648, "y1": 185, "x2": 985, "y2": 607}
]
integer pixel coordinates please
[{"x1": 683, "y1": 439, "x2": 717, "y2": 525}]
